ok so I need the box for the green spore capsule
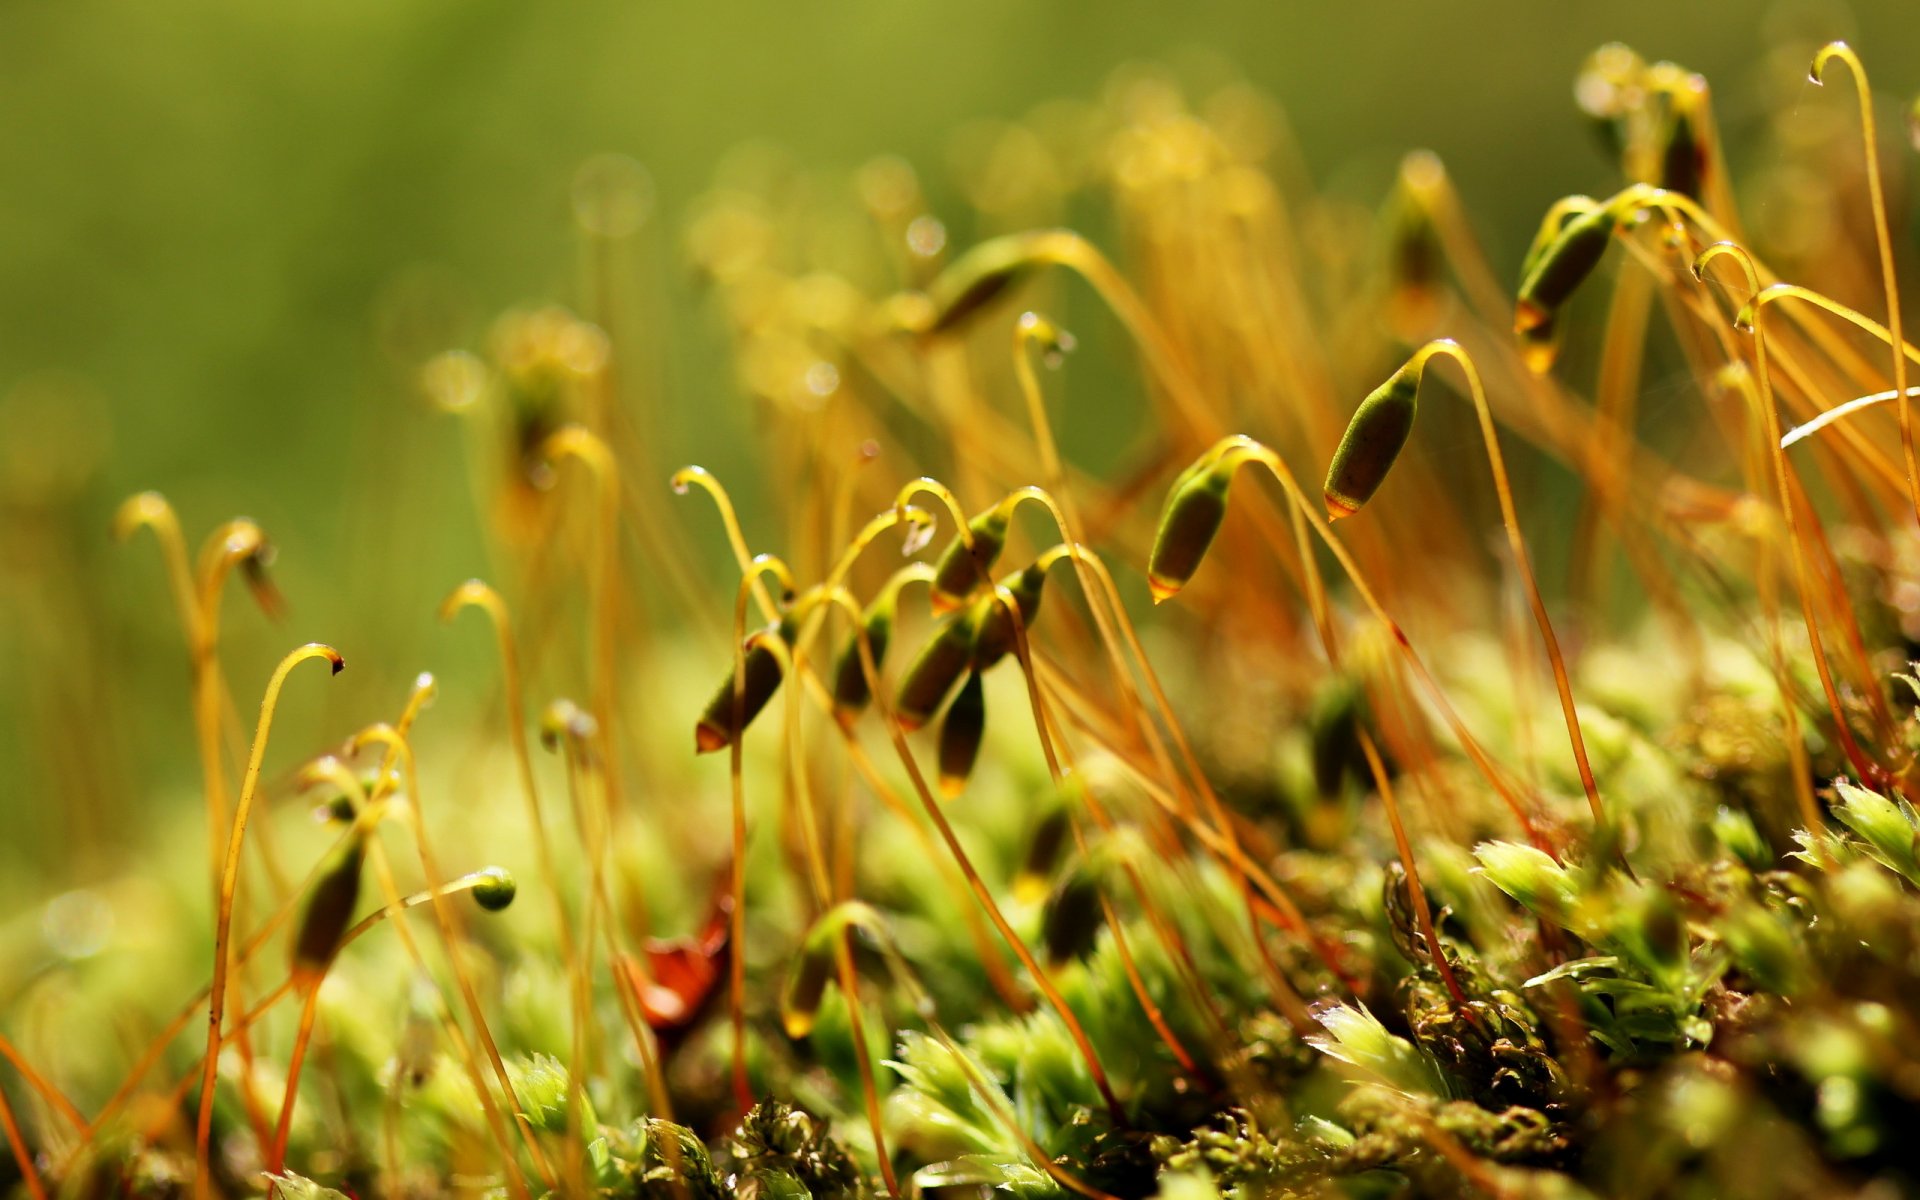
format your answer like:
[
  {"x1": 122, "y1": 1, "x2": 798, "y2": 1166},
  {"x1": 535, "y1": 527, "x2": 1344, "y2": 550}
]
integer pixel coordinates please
[
  {"x1": 895, "y1": 613, "x2": 977, "y2": 732},
  {"x1": 1147, "y1": 452, "x2": 1234, "y2": 603},
  {"x1": 1324, "y1": 362, "x2": 1420, "y2": 520},
  {"x1": 968, "y1": 563, "x2": 1048, "y2": 670},
  {"x1": 1308, "y1": 675, "x2": 1369, "y2": 798},
  {"x1": 937, "y1": 671, "x2": 987, "y2": 799},
  {"x1": 1515, "y1": 202, "x2": 1619, "y2": 334},
  {"x1": 471, "y1": 867, "x2": 517, "y2": 912},
  {"x1": 830, "y1": 595, "x2": 896, "y2": 723},
  {"x1": 780, "y1": 919, "x2": 838, "y2": 1040},
  {"x1": 292, "y1": 830, "x2": 367, "y2": 984},
  {"x1": 1014, "y1": 788, "x2": 1077, "y2": 905},
  {"x1": 695, "y1": 615, "x2": 796, "y2": 754},
  {"x1": 1382, "y1": 151, "x2": 1449, "y2": 334},
  {"x1": 1041, "y1": 855, "x2": 1105, "y2": 964},
  {"x1": 1657, "y1": 86, "x2": 1709, "y2": 201},
  {"x1": 929, "y1": 507, "x2": 1011, "y2": 613},
  {"x1": 1519, "y1": 196, "x2": 1599, "y2": 283},
  {"x1": 923, "y1": 231, "x2": 1050, "y2": 335}
]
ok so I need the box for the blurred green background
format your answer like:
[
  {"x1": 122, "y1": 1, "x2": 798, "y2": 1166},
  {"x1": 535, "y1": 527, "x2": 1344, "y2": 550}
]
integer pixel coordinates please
[{"x1": 1, "y1": 0, "x2": 1915, "y2": 887}]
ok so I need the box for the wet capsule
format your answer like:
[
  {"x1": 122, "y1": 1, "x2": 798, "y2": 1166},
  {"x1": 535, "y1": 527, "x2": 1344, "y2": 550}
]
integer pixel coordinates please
[
  {"x1": 695, "y1": 615, "x2": 797, "y2": 754},
  {"x1": 292, "y1": 830, "x2": 368, "y2": 985},
  {"x1": 894, "y1": 613, "x2": 977, "y2": 732},
  {"x1": 937, "y1": 672, "x2": 987, "y2": 799},
  {"x1": 929, "y1": 507, "x2": 1011, "y2": 613},
  {"x1": 1146, "y1": 452, "x2": 1235, "y2": 603},
  {"x1": 1324, "y1": 362, "x2": 1420, "y2": 520}
]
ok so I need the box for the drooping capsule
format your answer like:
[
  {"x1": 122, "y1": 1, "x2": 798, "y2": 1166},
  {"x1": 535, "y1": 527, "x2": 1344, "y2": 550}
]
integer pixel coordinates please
[
  {"x1": 1014, "y1": 784, "x2": 1077, "y2": 905},
  {"x1": 1574, "y1": 43, "x2": 1647, "y2": 158},
  {"x1": 937, "y1": 672, "x2": 988, "y2": 799},
  {"x1": 923, "y1": 231, "x2": 1051, "y2": 335},
  {"x1": 929, "y1": 507, "x2": 1012, "y2": 613},
  {"x1": 1146, "y1": 451, "x2": 1236, "y2": 603},
  {"x1": 1515, "y1": 202, "x2": 1619, "y2": 335},
  {"x1": 1308, "y1": 675, "x2": 1369, "y2": 798},
  {"x1": 1041, "y1": 853, "x2": 1105, "y2": 964},
  {"x1": 1655, "y1": 76, "x2": 1711, "y2": 201},
  {"x1": 695, "y1": 615, "x2": 798, "y2": 754},
  {"x1": 1520, "y1": 196, "x2": 1599, "y2": 283},
  {"x1": 1382, "y1": 151, "x2": 1449, "y2": 335},
  {"x1": 780, "y1": 916, "x2": 840, "y2": 1040},
  {"x1": 830, "y1": 590, "x2": 898, "y2": 724},
  {"x1": 894, "y1": 612, "x2": 977, "y2": 732},
  {"x1": 968, "y1": 562, "x2": 1049, "y2": 670},
  {"x1": 1324, "y1": 361, "x2": 1420, "y2": 520},
  {"x1": 292, "y1": 829, "x2": 368, "y2": 987}
]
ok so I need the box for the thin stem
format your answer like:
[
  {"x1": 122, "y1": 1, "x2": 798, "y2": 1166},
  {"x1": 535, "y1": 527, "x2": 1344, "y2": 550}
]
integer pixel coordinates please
[
  {"x1": 991, "y1": 580, "x2": 1223, "y2": 1071},
  {"x1": 353, "y1": 724, "x2": 554, "y2": 1183},
  {"x1": 831, "y1": 904, "x2": 1121, "y2": 1200},
  {"x1": 726, "y1": 554, "x2": 799, "y2": 1110},
  {"x1": 830, "y1": 934, "x2": 899, "y2": 1198},
  {"x1": 305, "y1": 751, "x2": 536, "y2": 1193},
  {"x1": 265, "y1": 985, "x2": 322, "y2": 1173},
  {"x1": 1357, "y1": 731, "x2": 1465, "y2": 1008},
  {"x1": 0, "y1": 1037, "x2": 84, "y2": 1136},
  {"x1": 1725, "y1": 273, "x2": 1899, "y2": 787},
  {"x1": 0, "y1": 1082, "x2": 47, "y2": 1200},
  {"x1": 833, "y1": 584, "x2": 1127, "y2": 1122},
  {"x1": 194, "y1": 643, "x2": 342, "y2": 1200},
  {"x1": 437, "y1": 581, "x2": 578, "y2": 977},
  {"x1": 541, "y1": 426, "x2": 628, "y2": 815},
  {"x1": 1780, "y1": 387, "x2": 1920, "y2": 449},
  {"x1": 1406, "y1": 340, "x2": 1606, "y2": 835},
  {"x1": 1812, "y1": 42, "x2": 1916, "y2": 529},
  {"x1": 685, "y1": 492, "x2": 1031, "y2": 1013},
  {"x1": 1223, "y1": 437, "x2": 1553, "y2": 852}
]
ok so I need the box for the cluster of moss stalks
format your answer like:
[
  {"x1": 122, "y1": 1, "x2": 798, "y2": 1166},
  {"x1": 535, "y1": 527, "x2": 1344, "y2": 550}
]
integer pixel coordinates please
[{"x1": 11, "y1": 33, "x2": 1920, "y2": 1200}]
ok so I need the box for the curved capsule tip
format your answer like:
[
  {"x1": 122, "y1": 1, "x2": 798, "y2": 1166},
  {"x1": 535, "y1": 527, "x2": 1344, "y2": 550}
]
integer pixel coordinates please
[
  {"x1": 695, "y1": 720, "x2": 729, "y2": 755},
  {"x1": 1324, "y1": 491, "x2": 1360, "y2": 522}
]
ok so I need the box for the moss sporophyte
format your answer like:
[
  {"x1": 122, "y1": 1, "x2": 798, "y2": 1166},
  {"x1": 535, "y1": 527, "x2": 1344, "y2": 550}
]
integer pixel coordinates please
[{"x1": 15, "y1": 34, "x2": 1920, "y2": 1200}]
